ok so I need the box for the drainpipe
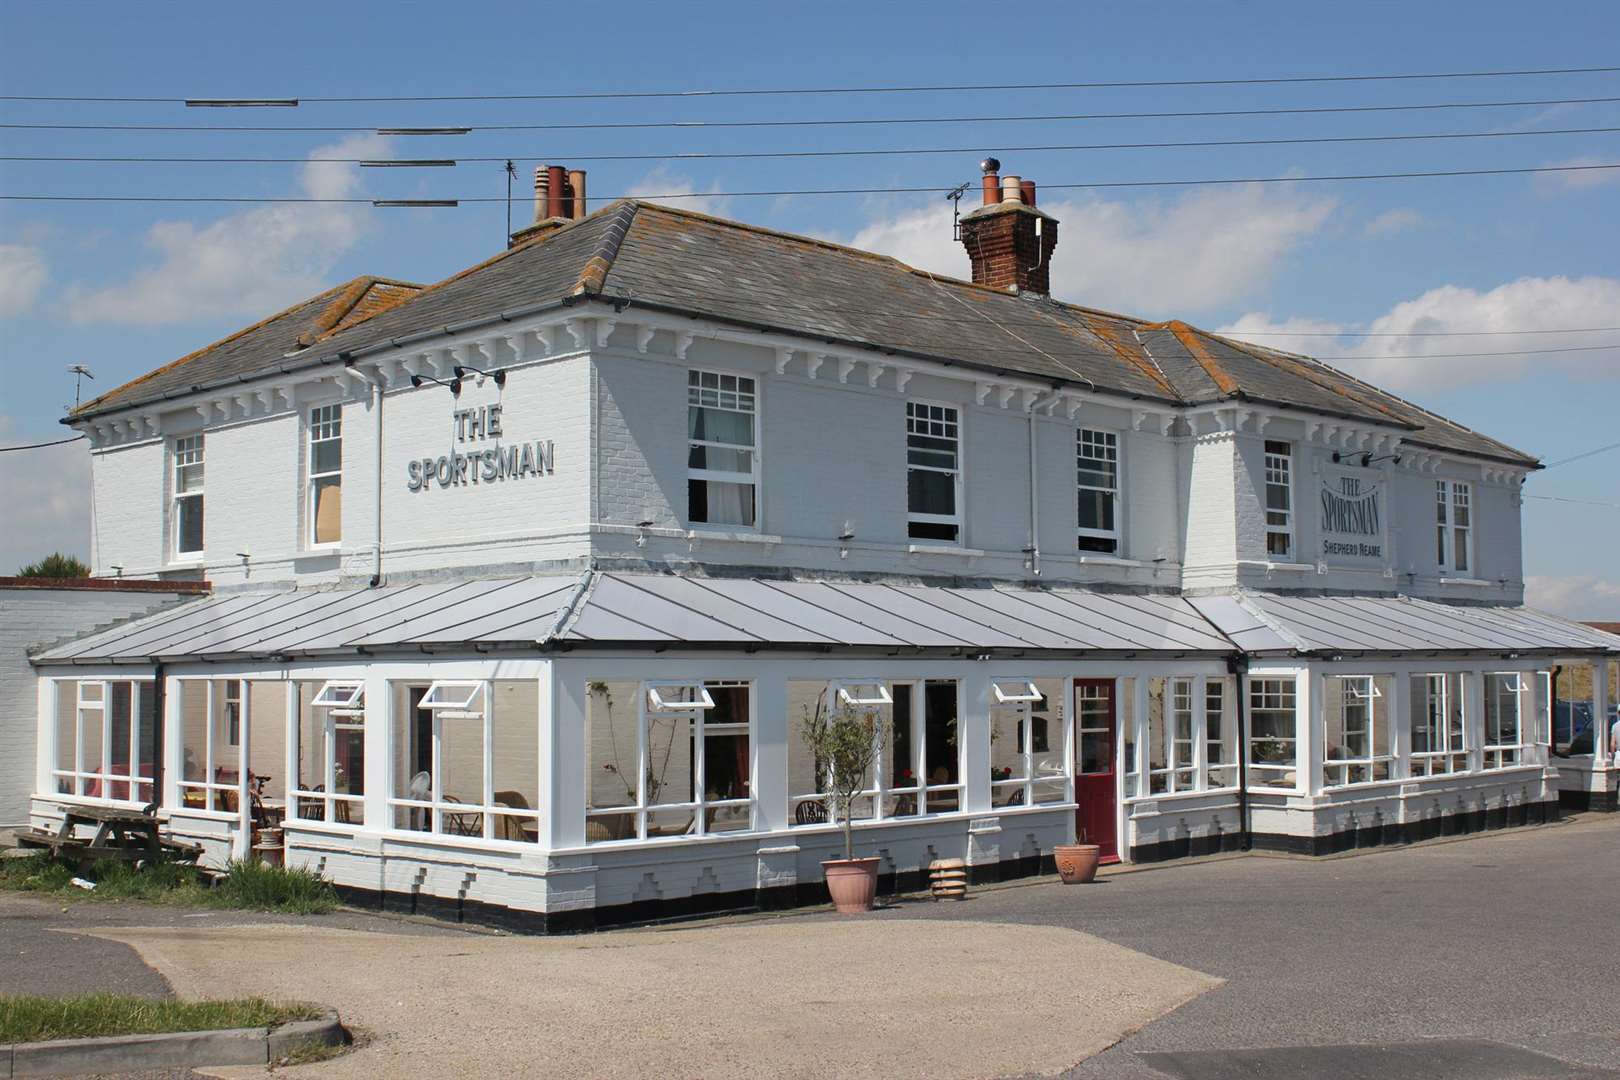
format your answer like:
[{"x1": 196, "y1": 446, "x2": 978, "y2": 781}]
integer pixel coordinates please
[
  {"x1": 149, "y1": 661, "x2": 166, "y2": 814},
  {"x1": 1227, "y1": 652, "x2": 1252, "y2": 851},
  {"x1": 354, "y1": 367, "x2": 387, "y2": 587},
  {"x1": 1027, "y1": 389, "x2": 1061, "y2": 577}
]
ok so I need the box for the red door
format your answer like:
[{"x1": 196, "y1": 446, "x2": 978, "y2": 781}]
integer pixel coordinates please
[{"x1": 1074, "y1": 679, "x2": 1119, "y2": 863}]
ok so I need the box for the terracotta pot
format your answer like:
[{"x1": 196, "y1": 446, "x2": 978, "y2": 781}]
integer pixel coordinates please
[
  {"x1": 822, "y1": 857, "x2": 881, "y2": 913},
  {"x1": 1054, "y1": 844, "x2": 1100, "y2": 884}
]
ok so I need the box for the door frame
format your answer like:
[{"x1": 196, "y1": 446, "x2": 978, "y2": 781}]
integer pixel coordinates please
[{"x1": 1073, "y1": 676, "x2": 1122, "y2": 863}]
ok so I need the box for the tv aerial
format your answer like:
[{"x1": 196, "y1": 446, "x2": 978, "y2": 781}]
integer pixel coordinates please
[{"x1": 67, "y1": 364, "x2": 95, "y2": 407}]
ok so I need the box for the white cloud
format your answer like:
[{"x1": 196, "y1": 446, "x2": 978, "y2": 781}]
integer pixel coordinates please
[
  {"x1": 1362, "y1": 208, "x2": 1424, "y2": 237},
  {"x1": 68, "y1": 134, "x2": 390, "y2": 326},
  {"x1": 847, "y1": 183, "x2": 1335, "y2": 316},
  {"x1": 0, "y1": 243, "x2": 48, "y2": 316},
  {"x1": 1525, "y1": 575, "x2": 1620, "y2": 620},
  {"x1": 0, "y1": 416, "x2": 90, "y2": 574},
  {"x1": 1220, "y1": 275, "x2": 1620, "y2": 390},
  {"x1": 1536, "y1": 155, "x2": 1620, "y2": 193},
  {"x1": 621, "y1": 167, "x2": 732, "y2": 216}
]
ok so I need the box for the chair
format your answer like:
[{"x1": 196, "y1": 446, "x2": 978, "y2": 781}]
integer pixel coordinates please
[
  {"x1": 492, "y1": 790, "x2": 535, "y2": 842},
  {"x1": 407, "y1": 771, "x2": 431, "y2": 831},
  {"x1": 795, "y1": 800, "x2": 828, "y2": 825}
]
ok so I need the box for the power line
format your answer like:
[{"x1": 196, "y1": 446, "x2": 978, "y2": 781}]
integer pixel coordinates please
[
  {"x1": 3, "y1": 95, "x2": 1617, "y2": 134},
  {"x1": 5, "y1": 161, "x2": 1618, "y2": 203},
  {"x1": 0, "y1": 434, "x2": 86, "y2": 453},
  {"x1": 1309, "y1": 344, "x2": 1619, "y2": 360},
  {"x1": 1523, "y1": 494, "x2": 1620, "y2": 508},
  {"x1": 1220, "y1": 327, "x2": 1620, "y2": 338},
  {"x1": 4, "y1": 124, "x2": 1616, "y2": 165},
  {"x1": 1542, "y1": 440, "x2": 1620, "y2": 469},
  {"x1": 6, "y1": 65, "x2": 1619, "y2": 104}
]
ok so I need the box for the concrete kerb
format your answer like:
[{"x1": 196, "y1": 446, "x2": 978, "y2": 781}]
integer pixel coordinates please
[{"x1": 0, "y1": 1009, "x2": 346, "y2": 1077}]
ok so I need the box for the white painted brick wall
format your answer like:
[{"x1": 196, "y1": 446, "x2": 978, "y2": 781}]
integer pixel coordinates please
[{"x1": 0, "y1": 588, "x2": 198, "y2": 824}]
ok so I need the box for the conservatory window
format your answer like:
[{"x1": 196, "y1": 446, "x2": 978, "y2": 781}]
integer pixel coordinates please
[
  {"x1": 390, "y1": 680, "x2": 540, "y2": 843},
  {"x1": 53, "y1": 679, "x2": 155, "y2": 804},
  {"x1": 1076, "y1": 429, "x2": 1120, "y2": 554},
  {"x1": 1263, "y1": 440, "x2": 1293, "y2": 559},
  {"x1": 172, "y1": 434, "x2": 205, "y2": 558},
  {"x1": 687, "y1": 370, "x2": 758, "y2": 528},
  {"x1": 1248, "y1": 676, "x2": 1299, "y2": 790},
  {"x1": 179, "y1": 679, "x2": 245, "y2": 813},
  {"x1": 991, "y1": 680, "x2": 1042, "y2": 704},
  {"x1": 1410, "y1": 672, "x2": 1467, "y2": 775},
  {"x1": 833, "y1": 682, "x2": 893, "y2": 708},
  {"x1": 585, "y1": 680, "x2": 753, "y2": 843},
  {"x1": 1322, "y1": 676, "x2": 1393, "y2": 788},
  {"x1": 1535, "y1": 670, "x2": 1553, "y2": 748},
  {"x1": 1436, "y1": 480, "x2": 1473, "y2": 574},
  {"x1": 906, "y1": 401, "x2": 962, "y2": 543},
  {"x1": 989, "y1": 679, "x2": 1069, "y2": 808},
  {"x1": 291, "y1": 681, "x2": 365, "y2": 826},
  {"x1": 307, "y1": 404, "x2": 343, "y2": 546},
  {"x1": 1483, "y1": 672, "x2": 1527, "y2": 769},
  {"x1": 1206, "y1": 677, "x2": 1237, "y2": 789}
]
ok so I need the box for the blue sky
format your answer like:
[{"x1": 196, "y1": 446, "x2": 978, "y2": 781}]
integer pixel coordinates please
[{"x1": 1, "y1": 1, "x2": 1615, "y2": 613}]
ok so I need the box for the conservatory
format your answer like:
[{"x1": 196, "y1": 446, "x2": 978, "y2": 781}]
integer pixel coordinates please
[{"x1": 27, "y1": 572, "x2": 1619, "y2": 930}]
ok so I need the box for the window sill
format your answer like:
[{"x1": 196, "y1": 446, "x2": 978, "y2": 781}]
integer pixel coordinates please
[
  {"x1": 167, "y1": 555, "x2": 206, "y2": 567},
  {"x1": 907, "y1": 543, "x2": 986, "y2": 557},
  {"x1": 1236, "y1": 559, "x2": 1314, "y2": 572},
  {"x1": 1077, "y1": 554, "x2": 1155, "y2": 569},
  {"x1": 1124, "y1": 787, "x2": 1241, "y2": 809},
  {"x1": 684, "y1": 528, "x2": 783, "y2": 545},
  {"x1": 1438, "y1": 576, "x2": 1492, "y2": 586}
]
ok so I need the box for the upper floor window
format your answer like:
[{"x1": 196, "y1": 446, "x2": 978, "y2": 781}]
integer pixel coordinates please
[
  {"x1": 1076, "y1": 429, "x2": 1119, "y2": 554},
  {"x1": 308, "y1": 404, "x2": 342, "y2": 546},
  {"x1": 1436, "y1": 480, "x2": 1473, "y2": 574},
  {"x1": 687, "y1": 370, "x2": 757, "y2": 528},
  {"x1": 1263, "y1": 440, "x2": 1293, "y2": 559},
  {"x1": 172, "y1": 435, "x2": 205, "y2": 558},
  {"x1": 906, "y1": 402, "x2": 961, "y2": 543}
]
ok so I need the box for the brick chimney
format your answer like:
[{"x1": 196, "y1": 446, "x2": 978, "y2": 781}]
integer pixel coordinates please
[{"x1": 958, "y1": 158, "x2": 1058, "y2": 294}]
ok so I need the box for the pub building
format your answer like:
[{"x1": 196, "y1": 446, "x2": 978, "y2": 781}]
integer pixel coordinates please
[{"x1": 30, "y1": 162, "x2": 1618, "y2": 931}]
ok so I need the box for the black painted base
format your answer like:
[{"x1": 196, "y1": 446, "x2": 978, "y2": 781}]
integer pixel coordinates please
[
  {"x1": 1558, "y1": 787, "x2": 1619, "y2": 813},
  {"x1": 1131, "y1": 798, "x2": 1562, "y2": 861},
  {"x1": 332, "y1": 851, "x2": 1061, "y2": 936}
]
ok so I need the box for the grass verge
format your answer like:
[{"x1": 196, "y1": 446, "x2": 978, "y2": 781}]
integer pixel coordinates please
[
  {"x1": 0, "y1": 992, "x2": 321, "y2": 1044},
  {"x1": 0, "y1": 853, "x2": 339, "y2": 915}
]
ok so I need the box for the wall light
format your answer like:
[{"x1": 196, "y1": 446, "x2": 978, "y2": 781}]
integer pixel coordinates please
[
  {"x1": 410, "y1": 373, "x2": 461, "y2": 397},
  {"x1": 452, "y1": 364, "x2": 507, "y2": 388}
]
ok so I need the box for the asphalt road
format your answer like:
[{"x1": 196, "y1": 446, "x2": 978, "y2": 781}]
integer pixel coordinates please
[{"x1": 830, "y1": 814, "x2": 1620, "y2": 1079}]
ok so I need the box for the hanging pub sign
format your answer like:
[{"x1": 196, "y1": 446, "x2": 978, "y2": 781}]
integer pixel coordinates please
[
  {"x1": 406, "y1": 404, "x2": 555, "y2": 491},
  {"x1": 1318, "y1": 466, "x2": 1385, "y2": 564}
]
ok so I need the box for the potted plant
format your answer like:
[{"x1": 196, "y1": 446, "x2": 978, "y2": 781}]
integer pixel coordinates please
[
  {"x1": 1054, "y1": 828, "x2": 1101, "y2": 885},
  {"x1": 800, "y1": 698, "x2": 890, "y2": 913}
]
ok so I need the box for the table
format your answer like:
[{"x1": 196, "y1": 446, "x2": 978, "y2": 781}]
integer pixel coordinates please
[{"x1": 16, "y1": 804, "x2": 201, "y2": 869}]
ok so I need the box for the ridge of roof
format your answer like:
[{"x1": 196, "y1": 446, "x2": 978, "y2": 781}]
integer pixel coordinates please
[
  {"x1": 1156, "y1": 320, "x2": 1240, "y2": 397},
  {"x1": 70, "y1": 277, "x2": 399, "y2": 418},
  {"x1": 296, "y1": 276, "x2": 423, "y2": 347},
  {"x1": 310, "y1": 205, "x2": 619, "y2": 346},
  {"x1": 1209, "y1": 330, "x2": 1413, "y2": 429},
  {"x1": 570, "y1": 201, "x2": 638, "y2": 296}
]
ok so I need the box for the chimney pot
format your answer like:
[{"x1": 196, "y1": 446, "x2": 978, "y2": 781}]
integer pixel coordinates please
[
  {"x1": 532, "y1": 166, "x2": 549, "y2": 224},
  {"x1": 1020, "y1": 179, "x2": 1036, "y2": 206},
  {"x1": 1001, "y1": 175, "x2": 1023, "y2": 203},
  {"x1": 568, "y1": 169, "x2": 587, "y2": 219},
  {"x1": 546, "y1": 165, "x2": 567, "y2": 220}
]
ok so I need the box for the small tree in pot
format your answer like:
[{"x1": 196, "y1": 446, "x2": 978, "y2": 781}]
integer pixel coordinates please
[{"x1": 800, "y1": 697, "x2": 889, "y2": 913}]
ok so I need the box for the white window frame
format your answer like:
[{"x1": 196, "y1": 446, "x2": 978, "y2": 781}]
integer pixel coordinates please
[
  {"x1": 586, "y1": 679, "x2": 755, "y2": 843},
  {"x1": 647, "y1": 682, "x2": 718, "y2": 713},
  {"x1": 686, "y1": 369, "x2": 760, "y2": 531},
  {"x1": 1535, "y1": 670, "x2": 1553, "y2": 748},
  {"x1": 1140, "y1": 677, "x2": 1230, "y2": 796},
  {"x1": 832, "y1": 681, "x2": 893, "y2": 708},
  {"x1": 171, "y1": 434, "x2": 205, "y2": 560},
  {"x1": 1410, "y1": 672, "x2": 1468, "y2": 776},
  {"x1": 991, "y1": 680, "x2": 1042, "y2": 704},
  {"x1": 905, "y1": 400, "x2": 964, "y2": 545},
  {"x1": 1263, "y1": 439, "x2": 1294, "y2": 560},
  {"x1": 1482, "y1": 671, "x2": 1528, "y2": 769},
  {"x1": 1076, "y1": 428, "x2": 1121, "y2": 554},
  {"x1": 1436, "y1": 479, "x2": 1474, "y2": 574},
  {"x1": 1248, "y1": 675, "x2": 1300, "y2": 791},
  {"x1": 1321, "y1": 675, "x2": 1394, "y2": 789},
  {"x1": 389, "y1": 679, "x2": 540, "y2": 844},
  {"x1": 52, "y1": 679, "x2": 157, "y2": 805},
  {"x1": 178, "y1": 678, "x2": 247, "y2": 815},
  {"x1": 1205, "y1": 677, "x2": 1238, "y2": 790},
  {"x1": 307, "y1": 403, "x2": 343, "y2": 549},
  {"x1": 290, "y1": 681, "x2": 365, "y2": 826},
  {"x1": 988, "y1": 681, "x2": 1070, "y2": 810}
]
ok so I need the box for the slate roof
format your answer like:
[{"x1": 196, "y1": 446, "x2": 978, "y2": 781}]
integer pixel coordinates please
[
  {"x1": 70, "y1": 276, "x2": 422, "y2": 419},
  {"x1": 69, "y1": 202, "x2": 1535, "y2": 466}
]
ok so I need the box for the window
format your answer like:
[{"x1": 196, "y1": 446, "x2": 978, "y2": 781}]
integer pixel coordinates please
[
  {"x1": 1483, "y1": 672, "x2": 1527, "y2": 769},
  {"x1": 989, "y1": 679, "x2": 1069, "y2": 808},
  {"x1": 390, "y1": 681, "x2": 540, "y2": 842},
  {"x1": 1076, "y1": 429, "x2": 1120, "y2": 554},
  {"x1": 906, "y1": 402, "x2": 962, "y2": 543},
  {"x1": 308, "y1": 404, "x2": 342, "y2": 546},
  {"x1": 1321, "y1": 676, "x2": 1393, "y2": 787},
  {"x1": 290, "y1": 681, "x2": 365, "y2": 825},
  {"x1": 1535, "y1": 670, "x2": 1553, "y2": 748},
  {"x1": 585, "y1": 680, "x2": 753, "y2": 842},
  {"x1": 1144, "y1": 677, "x2": 1199, "y2": 794},
  {"x1": 1248, "y1": 677, "x2": 1299, "y2": 790},
  {"x1": 179, "y1": 679, "x2": 245, "y2": 813},
  {"x1": 1205, "y1": 678, "x2": 1237, "y2": 788},
  {"x1": 1129, "y1": 676, "x2": 1236, "y2": 796},
  {"x1": 172, "y1": 434, "x2": 205, "y2": 558},
  {"x1": 53, "y1": 679, "x2": 156, "y2": 803},
  {"x1": 1436, "y1": 480, "x2": 1473, "y2": 574},
  {"x1": 222, "y1": 679, "x2": 242, "y2": 747},
  {"x1": 1263, "y1": 440, "x2": 1293, "y2": 559},
  {"x1": 687, "y1": 371, "x2": 758, "y2": 528},
  {"x1": 1410, "y1": 673, "x2": 1467, "y2": 775}
]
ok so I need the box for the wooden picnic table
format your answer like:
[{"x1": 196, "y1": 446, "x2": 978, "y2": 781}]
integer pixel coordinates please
[{"x1": 15, "y1": 803, "x2": 202, "y2": 869}]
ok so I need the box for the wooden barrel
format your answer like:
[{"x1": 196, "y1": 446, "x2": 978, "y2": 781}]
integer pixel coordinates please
[{"x1": 928, "y1": 857, "x2": 968, "y2": 900}]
